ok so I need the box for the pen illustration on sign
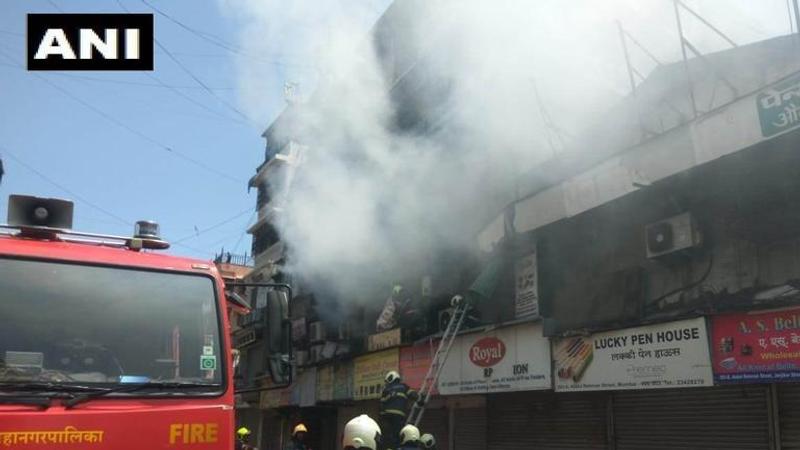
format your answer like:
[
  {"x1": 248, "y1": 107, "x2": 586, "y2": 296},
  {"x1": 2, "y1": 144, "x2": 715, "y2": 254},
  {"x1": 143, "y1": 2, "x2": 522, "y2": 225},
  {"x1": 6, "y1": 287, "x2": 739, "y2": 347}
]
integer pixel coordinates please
[{"x1": 554, "y1": 337, "x2": 593, "y2": 383}]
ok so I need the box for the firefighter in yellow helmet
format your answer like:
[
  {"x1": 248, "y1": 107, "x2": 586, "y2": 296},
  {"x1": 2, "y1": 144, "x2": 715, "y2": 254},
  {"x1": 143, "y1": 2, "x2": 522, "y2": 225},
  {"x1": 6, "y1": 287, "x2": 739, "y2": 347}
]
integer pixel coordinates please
[
  {"x1": 398, "y1": 424, "x2": 421, "y2": 450},
  {"x1": 287, "y1": 423, "x2": 309, "y2": 450},
  {"x1": 235, "y1": 427, "x2": 256, "y2": 450},
  {"x1": 342, "y1": 415, "x2": 382, "y2": 450}
]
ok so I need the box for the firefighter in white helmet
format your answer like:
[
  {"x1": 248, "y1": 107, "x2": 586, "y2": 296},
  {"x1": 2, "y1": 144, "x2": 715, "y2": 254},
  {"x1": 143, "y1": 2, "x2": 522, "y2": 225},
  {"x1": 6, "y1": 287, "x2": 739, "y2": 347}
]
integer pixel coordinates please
[
  {"x1": 398, "y1": 424, "x2": 421, "y2": 450},
  {"x1": 419, "y1": 433, "x2": 436, "y2": 450},
  {"x1": 379, "y1": 371, "x2": 418, "y2": 450},
  {"x1": 342, "y1": 415, "x2": 382, "y2": 450}
]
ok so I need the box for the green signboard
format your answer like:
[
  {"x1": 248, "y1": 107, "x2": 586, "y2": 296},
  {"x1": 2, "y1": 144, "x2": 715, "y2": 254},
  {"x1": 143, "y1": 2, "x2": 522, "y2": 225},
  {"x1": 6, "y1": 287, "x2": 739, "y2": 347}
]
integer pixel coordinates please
[{"x1": 757, "y1": 73, "x2": 800, "y2": 137}]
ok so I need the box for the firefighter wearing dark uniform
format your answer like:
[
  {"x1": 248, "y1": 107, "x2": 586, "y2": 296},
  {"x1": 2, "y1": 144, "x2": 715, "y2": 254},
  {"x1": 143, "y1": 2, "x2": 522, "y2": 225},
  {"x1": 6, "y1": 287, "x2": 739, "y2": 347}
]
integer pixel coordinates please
[
  {"x1": 287, "y1": 424, "x2": 309, "y2": 450},
  {"x1": 379, "y1": 371, "x2": 417, "y2": 450}
]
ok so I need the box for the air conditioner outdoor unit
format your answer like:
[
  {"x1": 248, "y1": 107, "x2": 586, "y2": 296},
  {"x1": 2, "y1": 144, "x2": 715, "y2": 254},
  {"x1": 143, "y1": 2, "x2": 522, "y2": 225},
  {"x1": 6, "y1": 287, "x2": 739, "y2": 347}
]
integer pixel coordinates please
[
  {"x1": 309, "y1": 321, "x2": 326, "y2": 343},
  {"x1": 438, "y1": 305, "x2": 481, "y2": 333},
  {"x1": 645, "y1": 212, "x2": 702, "y2": 259}
]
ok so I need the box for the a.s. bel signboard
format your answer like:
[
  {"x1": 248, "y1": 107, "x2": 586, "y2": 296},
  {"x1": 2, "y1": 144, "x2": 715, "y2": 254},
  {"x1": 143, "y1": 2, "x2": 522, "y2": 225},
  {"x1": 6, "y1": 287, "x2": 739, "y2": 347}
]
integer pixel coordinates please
[
  {"x1": 27, "y1": 14, "x2": 154, "y2": 70},
  {"x1": 437, "y1": 322, "x2": 550, "y2": 395},
  {"x1": 712, "y1": 307, "x2": 800, "y2": 383},
  {"x1": 553, "y1": 317, "x2": 713, "y2": 392}
]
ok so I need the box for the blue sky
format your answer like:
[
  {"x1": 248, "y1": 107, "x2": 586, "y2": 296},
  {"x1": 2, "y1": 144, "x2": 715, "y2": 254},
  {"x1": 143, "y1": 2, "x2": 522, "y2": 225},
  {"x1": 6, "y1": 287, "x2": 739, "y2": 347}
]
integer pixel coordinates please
[{"x1": 0, "y1": 0, "x2": 387, "y2": 259}]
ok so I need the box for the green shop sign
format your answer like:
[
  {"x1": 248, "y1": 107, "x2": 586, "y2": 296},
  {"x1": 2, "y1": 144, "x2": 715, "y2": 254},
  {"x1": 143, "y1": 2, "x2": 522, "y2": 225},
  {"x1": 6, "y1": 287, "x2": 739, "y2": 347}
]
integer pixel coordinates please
[{"x1": 757, "y1": 73, "x2": 800, "y2": 137}]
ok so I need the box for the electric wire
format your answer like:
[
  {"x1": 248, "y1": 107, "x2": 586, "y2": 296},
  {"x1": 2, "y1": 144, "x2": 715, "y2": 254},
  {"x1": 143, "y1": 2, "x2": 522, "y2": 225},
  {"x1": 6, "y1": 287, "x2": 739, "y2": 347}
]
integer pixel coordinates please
[
  {"x1": 172, "y1": 207, "x2": 253, "y2": 244},
  {"x1": 138, "y1": 0, "x2": 311, "y2": 69},
  {"x1": 45, "y1": 0, "x2": 63, "y2": 12},
  {"x1": 153, "y1": 38, "x2": 258, "y2": 127},
  {"x1": 0, "y1": 46, "x2": 244, "y2": 185},
  {"x1": 113, "y1": 0, "x2": 252, "y2": 126},
  {"x1": 49, "y1": 72, "x2": 234, "y2": 90},
  {"x1": 0, "y1": 145, "x2": 132, "y2": 226}
]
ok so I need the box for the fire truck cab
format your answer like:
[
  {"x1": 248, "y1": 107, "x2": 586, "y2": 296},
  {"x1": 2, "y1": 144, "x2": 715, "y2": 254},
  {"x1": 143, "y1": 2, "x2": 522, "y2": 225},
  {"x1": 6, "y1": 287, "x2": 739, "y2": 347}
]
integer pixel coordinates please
[{"x1": 0, "y1": 194, "x2": 275, "y2": 449}]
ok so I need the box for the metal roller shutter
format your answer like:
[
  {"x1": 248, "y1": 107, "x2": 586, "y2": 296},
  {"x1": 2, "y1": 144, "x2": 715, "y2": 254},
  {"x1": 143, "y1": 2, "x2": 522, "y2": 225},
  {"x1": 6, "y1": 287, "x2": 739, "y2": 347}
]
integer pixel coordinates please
[
  {"x1": 420, "y1": 407, "x2": 450, "y2": 450},
  {"x1": 454, "y1": 408, "x2": 486, "y2": 450},
  {"x1": 488, "y1": 391, "x2": 608, "y2": 450},
  {"x1": 262, "y1": 413, "x2": 285, "y2": 450},
  {"x1": 613, "y1": 385, "x2": 770, "y2": 450},
  {"x1": 337, "y1": 405, "x2": 361, "y2": 449},
  {"x1": 778, "y1": 384, "x2": 800, "y2": 449}
]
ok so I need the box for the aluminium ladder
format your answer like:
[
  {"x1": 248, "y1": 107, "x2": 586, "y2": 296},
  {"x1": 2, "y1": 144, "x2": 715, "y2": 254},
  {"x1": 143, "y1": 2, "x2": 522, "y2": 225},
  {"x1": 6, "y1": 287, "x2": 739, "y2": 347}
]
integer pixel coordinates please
[{"x1": 407, "y1": 294, "x2": 471, "y2": 426}]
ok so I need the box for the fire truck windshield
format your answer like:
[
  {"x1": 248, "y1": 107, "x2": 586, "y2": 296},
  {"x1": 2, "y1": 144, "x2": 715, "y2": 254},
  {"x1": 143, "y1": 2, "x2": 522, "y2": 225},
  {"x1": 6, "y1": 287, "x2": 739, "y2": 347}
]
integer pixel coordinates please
[{"x1": 0, "y1": 257, "x2": 223, "y2": 392}]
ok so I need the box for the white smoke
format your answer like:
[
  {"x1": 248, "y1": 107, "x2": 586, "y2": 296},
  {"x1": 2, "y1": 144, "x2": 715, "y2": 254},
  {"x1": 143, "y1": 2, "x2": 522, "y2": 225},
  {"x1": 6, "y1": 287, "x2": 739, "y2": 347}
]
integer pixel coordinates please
[{"x1": 222, "y1": 0, "x2": 790, "y2": 300}]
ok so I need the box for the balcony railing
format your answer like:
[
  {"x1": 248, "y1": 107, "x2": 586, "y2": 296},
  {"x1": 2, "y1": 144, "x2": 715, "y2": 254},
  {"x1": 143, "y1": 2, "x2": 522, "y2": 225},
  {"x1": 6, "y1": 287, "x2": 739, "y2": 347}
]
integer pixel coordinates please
[{"x1": 213, "y1": 252, "x2": 253, "y2": 267}]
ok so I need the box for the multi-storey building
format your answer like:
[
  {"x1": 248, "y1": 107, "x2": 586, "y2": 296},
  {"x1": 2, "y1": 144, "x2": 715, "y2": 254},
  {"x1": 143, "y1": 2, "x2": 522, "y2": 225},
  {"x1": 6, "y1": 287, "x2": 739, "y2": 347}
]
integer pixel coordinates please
[{"x1": 236, "y1": 3, "x2": 800, "y2": 450}]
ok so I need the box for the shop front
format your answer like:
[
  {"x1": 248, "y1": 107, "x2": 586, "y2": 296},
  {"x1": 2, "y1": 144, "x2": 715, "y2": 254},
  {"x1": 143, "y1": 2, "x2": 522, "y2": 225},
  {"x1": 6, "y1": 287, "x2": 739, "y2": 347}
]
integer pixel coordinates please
[
  {"x1": 551, "y1": 316, "x2": 775, "y2": 450},
  {"x1": 711, "y1": 306, "x2": 800, "y2": 450},
  {"x1": 259, "y1": 388, "x2": 290, "y2": 450},
  {"x1": 399, "y1": 340, "x2": 450, "y2": 449},
  {"x1": 438, "y1": 321, "x2": 552, "y2": 450}
]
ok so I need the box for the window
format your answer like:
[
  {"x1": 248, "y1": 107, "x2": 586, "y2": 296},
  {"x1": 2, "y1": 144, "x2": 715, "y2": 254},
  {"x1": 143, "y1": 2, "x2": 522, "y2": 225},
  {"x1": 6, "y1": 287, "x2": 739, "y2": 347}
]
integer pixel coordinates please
[{"x1": 0, "y1": 258, "x2": 222, "y2": 391}]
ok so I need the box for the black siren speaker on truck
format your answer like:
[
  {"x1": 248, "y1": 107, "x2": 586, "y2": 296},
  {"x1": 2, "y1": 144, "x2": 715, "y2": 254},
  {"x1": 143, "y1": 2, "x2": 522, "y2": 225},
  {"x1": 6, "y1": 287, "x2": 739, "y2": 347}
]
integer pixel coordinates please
[{"x1": 7, "y1": 194, "x2": 74, "y2": 230}]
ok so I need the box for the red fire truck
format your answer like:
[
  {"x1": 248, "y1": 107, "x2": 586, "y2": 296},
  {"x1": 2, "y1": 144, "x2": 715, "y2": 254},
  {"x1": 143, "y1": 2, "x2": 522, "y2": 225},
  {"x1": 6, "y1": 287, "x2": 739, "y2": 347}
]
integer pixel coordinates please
[{"x1": 0, "y1": 195, "x2": 291, "y2": 449}]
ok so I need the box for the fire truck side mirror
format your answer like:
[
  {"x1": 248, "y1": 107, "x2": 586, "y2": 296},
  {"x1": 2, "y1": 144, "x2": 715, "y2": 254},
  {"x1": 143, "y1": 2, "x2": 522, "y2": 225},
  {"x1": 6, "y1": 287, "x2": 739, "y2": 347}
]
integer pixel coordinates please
[{"x1": 227, "y1": 282, "x2": 293, "y2": 388}]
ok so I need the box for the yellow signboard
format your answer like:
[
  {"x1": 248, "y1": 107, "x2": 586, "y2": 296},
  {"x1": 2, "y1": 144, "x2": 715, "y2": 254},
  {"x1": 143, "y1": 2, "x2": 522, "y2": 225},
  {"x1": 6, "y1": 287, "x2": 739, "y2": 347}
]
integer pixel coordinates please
[{"x1": 354, "y1": 348, "x2": 399, "y2": 400}]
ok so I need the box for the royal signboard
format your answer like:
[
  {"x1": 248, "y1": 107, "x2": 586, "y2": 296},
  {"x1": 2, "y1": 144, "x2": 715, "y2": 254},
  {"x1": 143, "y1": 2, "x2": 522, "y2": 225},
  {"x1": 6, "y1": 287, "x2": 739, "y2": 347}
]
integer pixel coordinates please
[
  {"x1": 712, "y1": 307, "x2": 800, "y2": 383},
  {"x1": 437, "y1": 322, "x2": 550, "y2": 395},
  {"x1": 757, "y1": 73, "x2": 800, "y2": 137},
  {"x1": 553, "y1": 317, "x2": 713, "y2": 392}
]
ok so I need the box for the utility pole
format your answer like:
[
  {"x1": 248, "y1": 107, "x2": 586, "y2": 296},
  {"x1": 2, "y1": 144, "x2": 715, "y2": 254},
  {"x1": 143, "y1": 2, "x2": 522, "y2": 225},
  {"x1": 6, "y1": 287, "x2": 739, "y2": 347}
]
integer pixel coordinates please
[
  {"x1": 617, "y1": 21, "x2": 637, "y2": 96},
  {"x1": 673, "y1": 0, "x2": 698, "y2": 119}
]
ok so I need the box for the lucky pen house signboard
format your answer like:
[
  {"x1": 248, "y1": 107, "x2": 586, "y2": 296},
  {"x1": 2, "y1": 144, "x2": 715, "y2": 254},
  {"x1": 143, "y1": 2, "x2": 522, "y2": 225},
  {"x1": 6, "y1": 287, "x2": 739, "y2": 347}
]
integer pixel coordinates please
[
  {"x1": 553, "y1": 317, "x2": 713, "y2": 392},
  {"x1": 437, "y1": 322, "x2": 551, "y2": 395},
  {"x1": 712, "y1": 307, "x2": 800, "y2": 383}
]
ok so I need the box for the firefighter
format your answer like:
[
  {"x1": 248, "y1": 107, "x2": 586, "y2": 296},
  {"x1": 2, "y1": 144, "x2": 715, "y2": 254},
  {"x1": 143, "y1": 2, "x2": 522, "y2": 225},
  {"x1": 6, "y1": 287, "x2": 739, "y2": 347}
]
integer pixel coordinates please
[
  {"x1": 342, "y1": 415, "x2": 382, "y2": 450},
  {"x1": 377, "y1": 284, "x2": 408, "y2": 332},
  {"x1": 287, "y1": 423, "x2": 309, "y2": 450},
  {"x1": 419, "y1": 433, "x2": 436, "y2": 450},
  {"x1": 398, "y1": 424, "x2": 421, "y2": 450},
  {"x1": 379, "y1": 371, "x2": 417, "y2": 450},
  {"x1": 235, "y1": 427, "x2": 255, "y2": 450}
]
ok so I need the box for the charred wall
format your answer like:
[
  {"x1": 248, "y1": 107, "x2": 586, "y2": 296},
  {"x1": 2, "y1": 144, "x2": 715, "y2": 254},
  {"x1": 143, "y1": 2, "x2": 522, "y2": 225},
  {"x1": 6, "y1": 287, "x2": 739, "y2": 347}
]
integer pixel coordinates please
[{"x1": 536, "y1": 127, "x2": 800, "y2": 336}]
